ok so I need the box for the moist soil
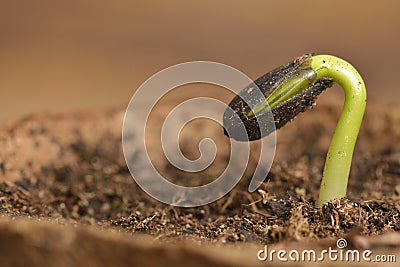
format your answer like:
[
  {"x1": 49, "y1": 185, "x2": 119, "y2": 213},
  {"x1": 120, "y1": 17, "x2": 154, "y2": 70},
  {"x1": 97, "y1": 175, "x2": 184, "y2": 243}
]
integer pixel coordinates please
[{"x1": 0, "y1": 98, "x2": 399, "y2": 266}]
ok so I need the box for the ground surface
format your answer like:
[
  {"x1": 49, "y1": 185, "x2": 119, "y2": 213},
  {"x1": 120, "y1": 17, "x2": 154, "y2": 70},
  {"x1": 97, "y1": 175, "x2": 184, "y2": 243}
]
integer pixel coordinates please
[{"x1": 0, "y1": 99, "x2": 399, "y2": 266}]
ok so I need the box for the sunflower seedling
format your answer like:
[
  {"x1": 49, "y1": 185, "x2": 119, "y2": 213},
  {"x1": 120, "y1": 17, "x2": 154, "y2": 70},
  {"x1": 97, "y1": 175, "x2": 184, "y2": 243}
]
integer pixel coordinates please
[{"x1": 223, "y1": 54, "x2": 366, "y2": 207}]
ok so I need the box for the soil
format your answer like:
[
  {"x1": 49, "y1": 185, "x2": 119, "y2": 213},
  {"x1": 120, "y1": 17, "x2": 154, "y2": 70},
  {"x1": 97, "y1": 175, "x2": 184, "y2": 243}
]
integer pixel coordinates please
[{"x1": 0, "y1": 98, "x2": 399, "y2": 266}]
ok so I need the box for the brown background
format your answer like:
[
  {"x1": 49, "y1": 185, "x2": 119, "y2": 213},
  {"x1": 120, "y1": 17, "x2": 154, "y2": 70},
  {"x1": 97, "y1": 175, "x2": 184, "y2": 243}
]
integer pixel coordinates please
[{"x1": 1, "y1": 0, "x2": 399, "y2": 122}]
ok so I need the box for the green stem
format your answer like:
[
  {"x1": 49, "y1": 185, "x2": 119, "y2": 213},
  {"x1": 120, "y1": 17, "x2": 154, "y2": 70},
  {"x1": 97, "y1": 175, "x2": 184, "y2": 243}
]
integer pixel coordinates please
[
  {"x1": 310, "y1": 55, "x2": 366, "y2": 207},
  {"x1": 247, "y1": 55, "x2": 367, "y2": 207}
]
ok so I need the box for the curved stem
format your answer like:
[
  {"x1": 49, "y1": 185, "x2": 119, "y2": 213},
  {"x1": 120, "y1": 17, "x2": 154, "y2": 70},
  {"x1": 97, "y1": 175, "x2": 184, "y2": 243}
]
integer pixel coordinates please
[
  {"x1": 309, "y1": 55, "x2": 366, "y2": 207},
  {"x1": 242, "y1": 54, "x2": 366, "y2": 207},
  {"x1": 247, "y1": 54, "x2": 367, "y2": 207}
]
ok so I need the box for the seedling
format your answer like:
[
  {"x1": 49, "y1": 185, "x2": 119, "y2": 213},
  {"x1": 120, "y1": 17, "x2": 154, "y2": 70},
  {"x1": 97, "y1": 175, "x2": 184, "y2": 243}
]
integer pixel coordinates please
[{"x1": 223, "y1": 54, "x2": 366, "y2": 207}]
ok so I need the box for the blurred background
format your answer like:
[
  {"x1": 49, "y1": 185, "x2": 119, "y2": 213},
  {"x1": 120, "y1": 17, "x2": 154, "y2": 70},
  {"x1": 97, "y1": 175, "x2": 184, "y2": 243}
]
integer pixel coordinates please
[{"x1": 1, "y1": 0, "x2": 399, "y2": 122}]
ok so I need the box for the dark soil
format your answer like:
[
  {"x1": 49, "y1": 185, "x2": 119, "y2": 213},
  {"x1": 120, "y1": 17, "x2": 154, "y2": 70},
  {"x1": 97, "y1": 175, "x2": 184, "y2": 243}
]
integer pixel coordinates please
[{"x1": 0, "y1": 99, "x2": 399, "y2": 266}]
